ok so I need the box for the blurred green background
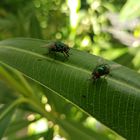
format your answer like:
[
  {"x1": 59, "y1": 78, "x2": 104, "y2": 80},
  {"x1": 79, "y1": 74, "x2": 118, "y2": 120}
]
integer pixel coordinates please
[
  {"x1": 0, "y1": 0, "x2": 140, "y2": 140},
  {"x1": 0, "y1": 0, "x2": 140, "y2": 72}
]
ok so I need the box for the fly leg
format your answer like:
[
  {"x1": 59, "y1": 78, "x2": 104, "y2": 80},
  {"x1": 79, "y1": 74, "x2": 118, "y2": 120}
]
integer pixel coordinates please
[{"x1": 62, "y1": 52, "x2": 69, "y2": 60}]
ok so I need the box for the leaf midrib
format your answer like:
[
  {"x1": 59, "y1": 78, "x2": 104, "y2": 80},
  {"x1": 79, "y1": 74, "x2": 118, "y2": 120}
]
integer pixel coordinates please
[
  {"x1": 0, "y1": 45, "x2": 139, "y2": 93},
  {"x1": 0, "y1": 45, "x2": 89, "y2": 74}
]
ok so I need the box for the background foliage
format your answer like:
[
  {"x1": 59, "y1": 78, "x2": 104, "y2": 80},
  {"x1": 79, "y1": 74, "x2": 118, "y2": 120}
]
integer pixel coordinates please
[{"x1": 0, "y1": 0, "x2": 140, "y2": 140}]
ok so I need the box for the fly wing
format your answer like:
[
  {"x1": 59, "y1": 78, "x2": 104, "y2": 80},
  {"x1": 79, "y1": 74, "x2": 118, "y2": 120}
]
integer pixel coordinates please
[
  {"x1": 97, "y1": 58, "x2": 103, "y2": 65},
  {"x1": 96, "y1": 58, "x2": 110, "y2": 68},
  {"x1": 40, "y1": 41, "x2": 56, "y2": 55},
  {"x1": 40, "y1": 39, "x2": 57, "y2": 48},
  {"x1": 41, "y1": 42, "x2": 55, "y2": 48},
  {"x1": 110, "y1": 64, "x2": 121, "y2": 70}
]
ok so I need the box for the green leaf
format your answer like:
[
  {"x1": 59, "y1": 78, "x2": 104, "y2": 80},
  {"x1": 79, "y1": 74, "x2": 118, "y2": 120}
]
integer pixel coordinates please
[
  {"x1": 0, "y1": 38, "x2": 140, "y2": 140},
  {"x1": 0, "y1": 18, "x2": 14, "y2": 30},
  {"x1": 0, "y1": 103, "x2": 16, "y2": 139},
  {"x1": 29, "y1": 14, "x2": 43, "y2": 39},
  {"x1": 120, "y1": 0, "x2": 140, "y2": 20},
  {"x1": 58, "y1": 119, "x2": 110, "y2": 140},
  {"x1": 0, "y1": 81, "x2": 17, "y2": 103}
]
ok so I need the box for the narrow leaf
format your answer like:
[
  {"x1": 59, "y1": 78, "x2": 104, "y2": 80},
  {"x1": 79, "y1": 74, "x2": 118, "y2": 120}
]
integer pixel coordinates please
[
  {"x1": 0, "y1": 103, "x2": 16, "y2": 139},
  {"x1": 0, "y1": 38, "x2": 140, "y2": 140}
]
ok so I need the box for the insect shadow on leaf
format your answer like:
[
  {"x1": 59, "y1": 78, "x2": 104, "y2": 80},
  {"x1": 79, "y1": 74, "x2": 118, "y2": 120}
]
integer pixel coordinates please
[{"x1": 82, "y1": 95, "x2": 86, "y2": 98}]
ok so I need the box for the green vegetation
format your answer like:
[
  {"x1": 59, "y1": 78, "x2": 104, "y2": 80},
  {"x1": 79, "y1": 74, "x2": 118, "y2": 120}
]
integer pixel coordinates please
[{"x1": 0, "y1": 0, "x2": 140, "y2": 140}]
